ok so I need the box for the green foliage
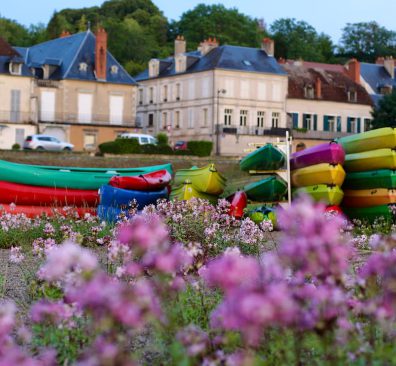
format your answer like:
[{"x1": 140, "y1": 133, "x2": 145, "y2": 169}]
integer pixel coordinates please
[
  {"x1": 156, "y1": 132, "x2": 169, "y2": 145},
  {"x1": 11, "y1": 143, "x2": 20, "y2": 150},
  {"x1": 98, "y1": 138, "x2": 140, "y2": 154},
  {"x1": 0, "y1": 16, "x2": 31, "y2": 46},
  {"x1": 187, "y1": 141, "x2": 213, "y2": 157},
  {"x1": 371, "y1": 91, "x2": 396, "y2": 129}
]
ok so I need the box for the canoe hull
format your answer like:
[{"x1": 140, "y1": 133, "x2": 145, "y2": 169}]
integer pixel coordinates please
[
  {"x1": 343, "y1": 205, "x2": 393, "y2": 222},
  {"x1": 291, "y1": 163, "x2": 345, "y2": 187},
  {"x1": 293, "y1": 185, "x2": 344, "y2": 205},
  {"x1": 0, "y1": 204, "x2": 96, "y2": 218},
  {"x1": 290, "y1": 142, "x2": 345, "y2": 170},
  {"x1": 344, "y1": 149, "x2": 396, "y2": 172},
  {"x1": 227, "y1": 191, "x2": 247, "y2": 219},
  {"x1": 109, "y1": 170, "x2": 172, "y2": 191},
  {"x1": 343, "y1": 169, "x2": 396, "y2": 190},
  {"x1": 343, "y1": 188, "x2": 396, "y2": 208},
  {"x1": 244, "y1": 176, "x2": 288, "y2": 202},
  {"x1": 240, "y1": 144, "x2": 285, "y2": 171},
  {"x1": 170, "y1": 182, "x2": 218, "y2": 204}
]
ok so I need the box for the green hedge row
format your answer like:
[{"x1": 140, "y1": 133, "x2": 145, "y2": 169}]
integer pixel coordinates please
[{"x1": 98, "y1": 139, "x2": 213, "y2": 156}]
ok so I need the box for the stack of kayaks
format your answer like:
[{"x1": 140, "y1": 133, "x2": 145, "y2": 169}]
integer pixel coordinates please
[
  {"x1": 0, "y1": 159, "x2": 172, "y2": 218},
  {"x1": 240, "y1": 143, "x2": 286, "y2": 172},
  {"x1": 170, "y1": 164, "x2": 226, "y2": 204},
  {"x1": 98, "y1": 169, "x2": 172, "y2": 222},
  {"x1": 338, "y1": 127, "x2": 396, "y2": 222},
  {"x1": 290, "y1": 142, "x2": 346, "y2": 206}
]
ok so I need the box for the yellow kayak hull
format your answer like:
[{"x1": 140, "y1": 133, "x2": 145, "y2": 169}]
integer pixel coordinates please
[
  {"x1": 344, "y1": 149, "x2": 396, "y2": 172},
  {"x1": 293, "y1": 185, "x2": 344, "y2": 206},
  {"x1": 170, "y1": 181, "x2": 218, "y2": 204},
  {"x1": 291, "y1": 163, "x2": 346, "y2": 188},
  {"x1": 343, "y1": 188, "x2": 396, "y2": 208}
]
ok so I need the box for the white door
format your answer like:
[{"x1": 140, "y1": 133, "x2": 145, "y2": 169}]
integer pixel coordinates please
[
  {"x1": 109, "y1": 95, "x2": 124, "y2": 124},
  {"x1": 42, "y1": 127, "x2": 66, "y2": 142},
  {"x1": 40, "y1": 91, "x2": 55, "y2": 122},
  {"x1": 78, "y1": 93, "x2": 92, "y2": 123}
]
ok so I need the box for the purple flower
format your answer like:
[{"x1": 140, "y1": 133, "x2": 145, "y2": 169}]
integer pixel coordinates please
[
  {"x1": 9, "y1": 246, "x2": 24, "y2": 264},
  {"x1": 176, "y1": 325, "x2": 209, "y2": 357}
]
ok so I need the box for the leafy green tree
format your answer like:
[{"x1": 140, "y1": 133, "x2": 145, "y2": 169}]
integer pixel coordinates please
[
  {"x1": 339, "y1": 22, "x2": 396, "y2": 62},
  {"x1": 0, "y1": 16, "x2": 30, "y2": 46},
  {"x1": 371, "y1": 91, "x2": 396, "y2": 128},
  {"x1": 46, "y1": 13, "x2": 73, "y2": 38},
  {"x1": 27, "y1": 23, "x2": 48, "y2": 45},
  {"x1": 172, "y1": 4, "x2": 266, "y2": 49},
  {"x1": 269, "y1": 18, "x2": 335, "y2": 62}
]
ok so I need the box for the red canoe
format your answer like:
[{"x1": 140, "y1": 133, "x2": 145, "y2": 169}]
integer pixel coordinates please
[
  {"x1": 109, "y1": 169, "x2": 172, "y2": 191},
  {"x1": 0, "y1": 181, "x2": 99, "y2": 206},
  {"x1": 227, "y1": 191, "x2": 248, "y2": 219},
  {"x1": 0, "y1": 204, "x2": 96, "y2": 218}
]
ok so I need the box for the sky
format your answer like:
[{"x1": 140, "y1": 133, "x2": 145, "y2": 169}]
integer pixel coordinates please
[{"x1": 1, "y1": 0, "x2": 396, "y2": 43}]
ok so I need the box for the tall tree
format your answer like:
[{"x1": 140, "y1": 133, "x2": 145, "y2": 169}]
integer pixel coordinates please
[
  {"x1": 339, "y1": 22, "x2": 396, "y2": 62},
  {"x1": 371, "y1": 92, "x2": 396, "y2": 129},
  {"x1": 0, "y1": 16, "x2": 30, "y2": 46}
]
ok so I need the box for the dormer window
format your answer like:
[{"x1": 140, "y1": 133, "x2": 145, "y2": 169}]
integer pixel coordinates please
[
  {"x1": 242, "y1": 60, "x2": 252, "y2": 66},
  {"x1": 79, "y1": 62, "x2": 88, "y2": 72},
  {"x1": 379, "y1": 85, "x2": 392, "y2": 95},
  {"x1": 348, "y1": 90, "x2": 357, "y2": 102},
  {"x1": 304, "y1": 85, "x2": 314, "y2": 99},
  {"x1": 111, "y1": 65, "x2": 119, "y2": 75},
  {"x1": 9, "y1": 62, "x2": 22, "y2": 76}
]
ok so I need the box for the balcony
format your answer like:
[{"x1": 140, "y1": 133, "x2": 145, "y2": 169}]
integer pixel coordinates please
[
  {"x1": 292, "y1": 129, "x2": 352, "y2": 140},
  {"x1": 263, "y1": 127, "x2": 290, "y2": 136},
  {"x1": 35, "y1": 79, "x2": 60, "y2": 88},
  {"x1": 0, "y1": 110, "x2": 33, "y2": 123}
]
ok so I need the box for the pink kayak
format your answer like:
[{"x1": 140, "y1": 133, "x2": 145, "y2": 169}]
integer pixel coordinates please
[{"x1": 291, "y1": 142, "x2": 345, "y2": 170}]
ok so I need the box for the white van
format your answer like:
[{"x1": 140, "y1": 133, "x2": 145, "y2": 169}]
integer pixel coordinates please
[{"x1": 118, "y1": 133, "x2": 157, "y2": 145}]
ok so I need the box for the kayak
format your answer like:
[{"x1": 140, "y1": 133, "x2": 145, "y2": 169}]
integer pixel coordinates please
[
  {"x1": 99, "y1": 185, "x2": 168, "y2": 208},
  {"x1": 343, "y1": 205, "x2": 393, "y2": 222},
  {"x1": 240, "y1": 144, "x2": 285, "y2": 171},
  {"x1": 338, "y1": 127, "x2": 396, "y2": 154},
  {"x1": 244, "y1": 176, "x2": 288, "y2": 202},
  {"x1": 248, "y1": 206, "x2": 277, "y2": 226},
  {"x1": 170, "y1": 180, "x2": 218, "y2": 204},
  {"x1": 291, "y1": 163, "x2": 346, "y2": 188},
  {"x1": 344, "y1": 149, "x2": 396, "y2": 172},
  {"x1": 343, "y1": 188, "x2": 396, "y2": 208},
  {"x1": 343, "y1": 169, "x2": 396, "y2": 190},
  {"x1": 109, "y1": 169, "x2": 172, "y2": 191},
  {"x1": 227, "y1": 191, "x2": 247, "y2": 219},
  {"x1": 325, "y1": 205, "x2": 343, "y2": 215},
  {"x1": 290, "y1": 142, "x2": 345, "y2": 170},
  {"x1": 0, "y1": 204, "x2": 96, "y2": 218},
  {"x1": 0, "y1": 181, "x2": 98, "y2": 206},
  {"x1": 293, "y1": 185, "x2": 344, "y2": 205},
  {"x1": 97, "y1": 205, "x2": 131, "y2": 223},
  {"x1": 0, "y1": 160, "x2": 172, "y2": 190},
  {"x1": 173, "y1": 164, "x2": 226, "y2": 195}
]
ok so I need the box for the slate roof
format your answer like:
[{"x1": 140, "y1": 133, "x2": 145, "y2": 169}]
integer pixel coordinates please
[
  {"x1": 15, "y1": 31, "x2": 136, "y2": 85},
  {"x1": 283, "y1": 63, "x2": 373, "y2": 106},
  {"x1": 135, "y1": 45, "x2": 286, "y2": 81},
  {"x1": 360, "y1": 62, "x2": 396, "y2": 95},
  {"x1": 0, "y1": 37, "x2": 32, "y2": 77}
]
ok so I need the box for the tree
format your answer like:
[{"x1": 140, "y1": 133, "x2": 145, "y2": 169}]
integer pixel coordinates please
[
  {"x1": 0, "y1": 16, "x2": 30, "y2": 46},
  {"x1": 269, "y1": 18, "x2": 335, "y2": 62},
  {"x1": 339, "y1": 22, "x2": 396, "y2": 62},
  {"x1": 371, "y1": 91, "x2": 396, "y2": 128}
]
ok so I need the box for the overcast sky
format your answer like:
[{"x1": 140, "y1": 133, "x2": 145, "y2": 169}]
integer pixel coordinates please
[{"x1": 1, "y1": 0, "x2": 396, "y2": 43}]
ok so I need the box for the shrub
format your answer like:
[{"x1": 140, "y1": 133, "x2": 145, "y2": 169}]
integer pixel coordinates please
[
  {"x1": 98, "y1": 139, "x2": 140, "y2": 154},
  {"x1": 11, "y1": 143, "x2": 20, "y2": 150},
  {"x1": 156, "y1": 132, "x2": 169, "y2": 145},
  {"x1": 140, "y1": 144, "x2": 174, "y2": 155},
  {"x1": 187, "y1": 141, "x2": 213, "y2": 157}
]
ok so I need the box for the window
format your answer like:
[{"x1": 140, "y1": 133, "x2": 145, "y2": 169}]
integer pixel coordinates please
[
  {"x1": 303, "y1": 114, "x2": 312, "y2": 130},
  {"x1": 289, "y1": 113, "x2": 298, "y2": 128},
  {"x1": 240, "y1": 110, "x2": 248, "y2": 126},
  {"x1": 79, "y1": 62, "x2": 88, "y2": 72},
  {"x1": 139, "y1": 89, "x2": 143, "y2": 105},
  {"x1": 162, "y1": 112, "x2": 167, "y2": 129},
  {"x1": 84, "y1": 134, "x2": 96, "y2": 150},
  {"x1": 323, "y1": 116, "x2": 341, "y2": 132},
  {"x1": 242, "y1": 60, "x2": 252, "y2": 66},
  {"x1": 348, "y1": 90, "x2": 357, "y2": 102},
  {"x1": 304, "y1": 85, "x2": 314, "y2": 99},
  {"x1": 188, "y1": 109, "x2": 194, "y2": 129},
  {"x1": 148, "y1": 113, "x2": 154, "y2": 127},
  {"x1": 9, "y1": 63, "x2": 22, "y2": 75},
  {"x1": 111, "y1": 65, "x2": 119, "y2": 74},
  {"x1": 163, "y1": 85, "x2": 168, "y2": 102},
  {"x1": 379, "y1": 85, "x2": 392, "y2": 95},
  {"x1": 224, "y1": 109, "x2": 233, "y2": 126},
  {"x1": 202, "y1": 108, "x2": 208, "y2": 127},
  {"x1": 364, "y1": 118, "x2": 371, "y2": 131},
  {"x1": 176, "y1": 83, "x2": 181, "y2": 100},
  {"x1": 347, "y1": 117, "x2": 361, "y2": 133},
  {"x1": 175, "y1": 111, "x2": 180, "y2": 128},
  {"x1": 149, "y1": 87, "x2": 154, "y2": 103},
  {"x1": 141, "y1": 137, "x2": 149, "y2": 144},
  {"x1": 257, "y1": 111, "x2": 265, "y2": 127},
  {"x1": 271, "y1": 112, "x2": 280, "y2": 128}
]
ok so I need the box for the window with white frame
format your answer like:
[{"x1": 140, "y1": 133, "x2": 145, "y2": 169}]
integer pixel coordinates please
[
  {"x1": 257, "y1": 111, "x2": 265, "y2": 127},
  {"x1": 272, "y1": 112, "x2": 280, "y2": 128},
  {"x1": 303, "y1": 114, "x2": 312, "y2": 130},
  {"x1": 9, "y1": 62, "x2": 22, "y2": 75},
  {"x1": 111, "y1": 65, "x2": 119, "y2": 75},
  {"x1": 348, "y1": 90, "x2": 357, "y2": 102},
  {"x1": 239, "y1": 110, "x2": 248, "y2": 126},
  {"x1": 79, "y1": 62, "x2": 88, "y2": 72},
  {"x1": 162, "y1": 112, "x2": 167, "y2": 129},
  {"x1": 148, "y1": 113, "x2": 154, "y2": 127},
  {"x1": 202, "y1": 108, "x2": 208, "y2": 127},
  {"x1": 328, "y1": 116, "x2": 336, "y2": 131},
  {"x1": 149, "y1": 87, "x2": 154, "y2": 103},
  {"x1": 175, "y1": 111, "x2": 180, "y2": 128},
  {"x1": 138, "y1": 89, "x2": 143, "y2": 105},
  {"x1": 224, "y1": 109, "x2": 233, "y2": 126},
  {"x1": 176, "y1": 83, "x2": 181, "y2": 100},
  {"x1": 163, "y1": 85, "x2": 168, "y2": 102},
  {"x1": 304, "y1": 85, "x2": 314, "y2": 99}
]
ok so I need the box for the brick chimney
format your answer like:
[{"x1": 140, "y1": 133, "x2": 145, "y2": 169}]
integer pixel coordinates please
[
  {"x1": 60, "y1": 30, "x2": 71, "y2": 38},
  {"x1": 198, "y1": 37, "x2": 219, "y2": 56},
  {"x1": 261, "y1": 38, "x2": 274, "y2": 56},
  {"x1": 174, "y1": 35, "x2": 186, "y2": 56},
  {"x1": 346, "y1": 59, "x2": 360, "y2": 84},
  {"x1": 95, "y1": 27, "x2": 107, "y2": 81},
  {"x1": 315, "y1": 77, "x2": 322, "y2": 99},
  {"x1": 384, "y1": 57, "x2": 395, "y2": 79},
  {"x1": 278, "y1": 57, "x2": 286, "y2": 64}
]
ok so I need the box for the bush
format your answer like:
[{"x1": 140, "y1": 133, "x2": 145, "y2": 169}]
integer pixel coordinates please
[
  {"x1": 98, "y1": 139, "x2": 140, "y2": 154},
  {"x1": 11, "y1": 143, "x2": 20, "y2": 150},
  {"x1": 140, "y1": 144, "x2": 174, "y2": 155},
  {"x1": 156, "y1": 132, "x2": 169, "y2": 145},
  {"x1": 187, "y1": 141, "x2": 213, "y2": 157}
]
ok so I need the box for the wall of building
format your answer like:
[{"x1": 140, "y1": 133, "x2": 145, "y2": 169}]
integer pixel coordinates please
[{"x1": 0, "y1": 124, "x2": 37, "y2": 149}]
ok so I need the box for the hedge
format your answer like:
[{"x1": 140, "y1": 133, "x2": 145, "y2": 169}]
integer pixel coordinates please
[{"x1": 187, "y1": 141, "x2": 213, "y2": 157}]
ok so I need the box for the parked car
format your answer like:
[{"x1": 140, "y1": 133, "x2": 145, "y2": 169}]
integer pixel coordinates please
[
  {"x1": 174, "y1": 140, "x2": 188, "y2": 150},
  {"x1": 23, "y1": 135, "x2": 74, "y2": 152},
  {"x1": 118, "y1": 133, "x2": 157, "y2": 145}
]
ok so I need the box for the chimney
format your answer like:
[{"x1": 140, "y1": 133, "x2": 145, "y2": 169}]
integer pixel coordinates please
[
  {"x1": 261, "y1": 38, "x2": 274, "y2": 56},
  {"x1": 384, "y1": 57, "x2": 395, "y2": 79},
  {"x1": 198, "y1": 37, "x2": 219, "y2": 56},
  {"x1": 315, "y1": 77, "x2": 322, "y2": 99},
  {"x1": 376, "y1": 57, "x2": 385, "y2": 65},
  {"x1": 95, "y1": 27, "x2": 107, "y2": 81},
  {"x1": 174, "y1": 35, "x2": 186, "y2": 56},
  {"x1": 346, "y1": 58, "x2": 360, "y2": 84},
  {"x1": 278, "y1": 57, "x2": 286, "y2": 64},
  {"x1": 60, "y1": 30, "x2": 71, "y2": 38}
]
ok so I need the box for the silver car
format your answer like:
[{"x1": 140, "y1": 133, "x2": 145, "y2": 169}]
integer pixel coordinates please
[{"x1": 23, "y1": 134, "x2": 74, "y2": 152}]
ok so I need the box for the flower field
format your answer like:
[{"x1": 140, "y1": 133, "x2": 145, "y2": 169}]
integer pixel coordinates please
[{"x1": 1, "y1": 197, "x2": 396, "y2": 365}]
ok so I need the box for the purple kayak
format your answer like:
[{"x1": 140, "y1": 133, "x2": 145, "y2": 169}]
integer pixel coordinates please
[{"x1": 291, "y1": 142, "x2": 345, "y2": 170}]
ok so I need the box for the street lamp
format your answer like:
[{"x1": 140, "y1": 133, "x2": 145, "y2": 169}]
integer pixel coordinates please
[{"x1": 216, "y1": 88, "x2": 226, "y2": 156}]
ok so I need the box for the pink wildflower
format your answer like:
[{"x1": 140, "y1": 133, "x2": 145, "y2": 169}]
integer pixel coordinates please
[{"x1": 9, "y1": 246, "x2": 24, "y2": 264}]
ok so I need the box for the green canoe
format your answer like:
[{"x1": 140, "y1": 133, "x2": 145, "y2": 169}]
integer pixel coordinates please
[
  {"x1": 170, "y1": 180, "x2": 218, "y2": 204},
  {"x1": 240, "y1": 144, "x2": 286, "y2": 172},
  {"x1": 293, "y1": 184, "x2": 344, "y2": 205},
  {"x1": 343, "y1": 205, "x2": 393, "y2": 222},
  {"x1": 343, "y1": 169, "x2": 396, "y2": 190},
  {"x1": 244, "y1": 176, "x2": 287, "y2": 202},
  {"x1": 0, "y1": 160, "x2": 173, "y2": 190}
]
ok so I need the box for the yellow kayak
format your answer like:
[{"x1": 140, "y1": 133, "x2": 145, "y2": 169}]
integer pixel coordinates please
[
  {"x1": 170, "y1": 180, "x2": 218, "y2": 204},
  {"x1": 173, "y1": 164, "x2": 227, "y2": 195},
  {"x1": 344, "y1": 149, "x2": 396, "y2": 172},
  {"x1": 291, "y1": 163, "x2": 345, "y2": 188},
  {"x1": 343, "y1": 188, "x2": 396, "y2": 208},
  {"x1": 293, "y1": 184, "x2": 344, "y2": 205},
  {"x1": 338, "y1": 127, "x2": 396, "y2": 154}
]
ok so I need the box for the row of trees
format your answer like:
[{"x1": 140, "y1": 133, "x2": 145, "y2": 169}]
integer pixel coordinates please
[{"x1": 2, "y1": 1, "x2": 396, "y2": 74}]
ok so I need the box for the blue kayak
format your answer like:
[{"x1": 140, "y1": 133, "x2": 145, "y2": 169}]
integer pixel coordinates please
[
  {"x1": 99, "y1": 185, "x2": 168, "y2": 208},
  {"x1": 97, "y1": 205, "x2": 130, "y2": 223}
]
